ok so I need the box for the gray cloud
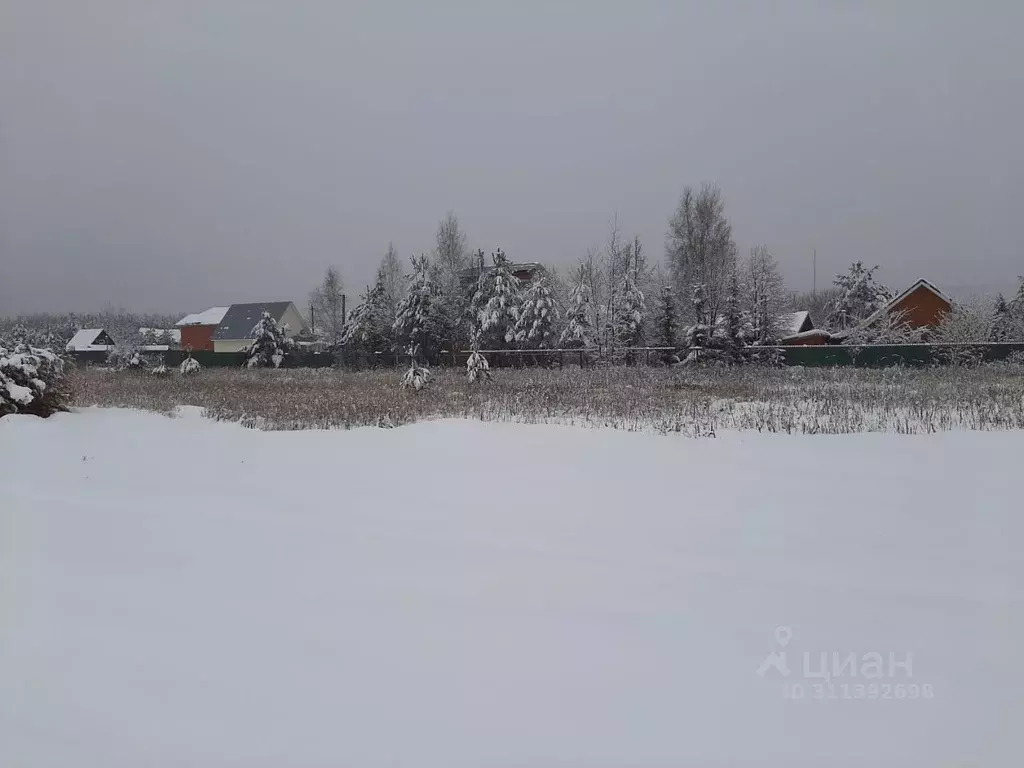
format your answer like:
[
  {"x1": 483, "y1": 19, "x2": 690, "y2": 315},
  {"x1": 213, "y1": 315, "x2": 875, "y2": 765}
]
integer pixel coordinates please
[{"x1": 2, "y1": 0, "x2": 1022, "y2": 314}]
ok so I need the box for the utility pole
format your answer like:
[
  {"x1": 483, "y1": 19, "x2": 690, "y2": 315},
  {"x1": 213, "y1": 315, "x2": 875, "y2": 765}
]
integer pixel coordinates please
[{"x1": 813, "y1": 248, "x2": 817, "y2": 296}]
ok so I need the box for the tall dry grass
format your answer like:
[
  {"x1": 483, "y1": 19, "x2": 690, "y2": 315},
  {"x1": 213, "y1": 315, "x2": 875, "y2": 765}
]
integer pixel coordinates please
[{"x1": 71, "y1": 361, "x2": 1024, "y2": 435}]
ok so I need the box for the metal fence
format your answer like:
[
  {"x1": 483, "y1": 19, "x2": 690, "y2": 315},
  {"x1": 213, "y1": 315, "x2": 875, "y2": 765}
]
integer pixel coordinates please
[{"x1": 68, "y1": 342, "x2": 1024, "y2": 369}]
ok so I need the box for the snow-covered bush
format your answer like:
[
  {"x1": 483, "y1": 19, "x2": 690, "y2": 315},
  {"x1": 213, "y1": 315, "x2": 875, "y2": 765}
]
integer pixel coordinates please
[
  {"x1": 106, "y1": 346, "x2": 153, "y2": 371},
  {"x1": 180, "y1": 357, "x2": 201, "y2": 376},
  {"x1": 466, "y1": 350, "x2": 491, "y2": 383},
  {"x1": 1, "y1": 344, "x2": 70, "y2": 418},
  {"x1": 150, "y1": 364, "x2": 169, "y2": 376},
  {"x1": 400, "y1": 362, "x2": 431, "y2": 390},
  {"x1": 246, "y1": 312, "x2": 295, "y2": 369}
]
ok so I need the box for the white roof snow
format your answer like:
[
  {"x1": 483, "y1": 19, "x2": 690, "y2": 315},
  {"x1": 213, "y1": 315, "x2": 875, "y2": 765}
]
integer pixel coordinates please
[
  {"x1": 176, "y1": 307, "x2": 229, "y2": 327},
  {"x1": 777, "y1": 311, "x2": 812, "y2": 336},
  {"x1": 66, "y1": 329, "x2": 113, "y2": 351}
]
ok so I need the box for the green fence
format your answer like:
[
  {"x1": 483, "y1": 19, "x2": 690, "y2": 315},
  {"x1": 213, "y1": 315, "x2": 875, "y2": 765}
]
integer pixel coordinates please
[
  {"x1": 69, "y1": 343, "x2": 1024, "y2": 370},
  {"x1": 778, "y1": 342, "x2": 1024, "y2": 367}
]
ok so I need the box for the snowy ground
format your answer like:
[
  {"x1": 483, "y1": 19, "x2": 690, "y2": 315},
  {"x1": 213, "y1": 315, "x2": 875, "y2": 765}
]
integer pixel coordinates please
[{"x1": 2, "y1": 408, "x2": 1022, "y2": 766}]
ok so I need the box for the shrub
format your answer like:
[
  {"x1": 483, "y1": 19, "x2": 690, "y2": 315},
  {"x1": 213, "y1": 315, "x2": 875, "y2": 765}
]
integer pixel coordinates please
[
  {"x1": 180, "y1": 357, "x2": 201, "y2": 376},
  {"x1": 1, "y1": 344, "x2": 71, "y2": 418}
]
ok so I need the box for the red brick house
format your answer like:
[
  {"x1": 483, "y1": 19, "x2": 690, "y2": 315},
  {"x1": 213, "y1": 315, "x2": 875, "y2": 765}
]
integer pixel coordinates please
[{"x1": 175, "y1": 307, "x2": 229, "y2": 352}]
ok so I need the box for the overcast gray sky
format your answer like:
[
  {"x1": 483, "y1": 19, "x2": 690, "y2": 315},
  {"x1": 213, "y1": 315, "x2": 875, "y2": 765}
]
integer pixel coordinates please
[{"x1": 2, "y1": 0, "x2": 1022, "y2": 315}]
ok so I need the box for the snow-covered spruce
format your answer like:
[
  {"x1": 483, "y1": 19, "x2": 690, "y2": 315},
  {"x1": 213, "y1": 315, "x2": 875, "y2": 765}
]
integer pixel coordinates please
[
  {"x1": 470, "y1": 248, "x2": 522, "y2": 348},
  {"x1": 400, "y1": 362, "x2": 431, "y2": 390},
  {"x1": 512, "y1": 275, "x2": 559, "y2": 348},
  {"x1": 559, "y1": 267, "x2": 595, "y2": 349},
  {"x1": 393, "y1": 255, "x2": 441, "y2": 364},
  {"x1": 466, "y1": 349, "x2": 491, "y2": 383},
  {"x1": 0, "y1": 344, "x2": 69, "y2": 418},
  {"x1": 246, "y1": 312, "x2": 295, "y2": 369},
  {"x1": 180, "y1": 357, "x2": 201, "y2": 376}
]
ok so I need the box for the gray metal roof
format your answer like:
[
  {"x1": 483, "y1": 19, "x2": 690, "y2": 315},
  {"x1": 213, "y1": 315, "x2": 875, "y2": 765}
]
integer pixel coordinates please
[{"x1": 212, "y1": 302, "x2": 294, "y2": 340}]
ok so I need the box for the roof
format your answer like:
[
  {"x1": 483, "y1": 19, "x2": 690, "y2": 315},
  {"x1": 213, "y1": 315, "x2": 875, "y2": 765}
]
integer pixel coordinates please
[
  {"x1": 777, "y1": 311, "x2": 813, "y2": 336},
  {"x1": 779, "y1": 328, "x2": 833, "y2": 343},
  {"x1": 66, "y1": 329, "x2": 114, "y2": 351},
  {"x1": 860, "y1": 279, "x2": 953, "y2": 328},
  {"x1": 176, "y1": 307, "x2": 230, "y2": 327},
  {"x1": 212, "y1": 302, "x2": 296, "y2": 341}
]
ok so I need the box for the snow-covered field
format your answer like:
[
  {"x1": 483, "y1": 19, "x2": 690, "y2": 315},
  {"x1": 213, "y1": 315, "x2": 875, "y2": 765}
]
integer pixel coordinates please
[{"x1": 2, "y1": 408, "x2": 1022, "y2": 766}]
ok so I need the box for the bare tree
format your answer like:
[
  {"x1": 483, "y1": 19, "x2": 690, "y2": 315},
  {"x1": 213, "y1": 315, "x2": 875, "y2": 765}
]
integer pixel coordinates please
[
  {"x1": 431, "y1": 211, "x2": 469, "y2": 293},
  {"x1": 377, "y1": 242, "x2": 405, "y2": 320},
  {"x1": 310, "y1": 267, "x2": 346, "y2": 345},
  {"x1": 665, "y1": 183, "x2": 737, "y2": 327}
]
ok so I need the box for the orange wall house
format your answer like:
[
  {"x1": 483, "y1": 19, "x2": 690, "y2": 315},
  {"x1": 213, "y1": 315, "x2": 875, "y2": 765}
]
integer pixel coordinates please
[{"x1": 881, "y1": 280, "x2": 952, "y2": 329}]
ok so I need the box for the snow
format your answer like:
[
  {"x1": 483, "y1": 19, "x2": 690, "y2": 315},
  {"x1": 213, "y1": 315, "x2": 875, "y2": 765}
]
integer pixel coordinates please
[
  {"x1": 1, "y1": 408, "x2": 1022, "y2": 766},
  {"x1": 65, "y1": 328, "x2": 112, "y2": 351},
  {"x1": 175, "y1": 306, "x2": 230, "y2": 327},
  {"x1": 777, "y1": 311, "x2": 811, "y2": 336}
]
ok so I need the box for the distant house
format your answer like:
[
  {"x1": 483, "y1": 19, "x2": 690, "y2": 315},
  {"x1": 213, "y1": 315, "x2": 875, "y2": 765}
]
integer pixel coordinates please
[
  {"x1": 867, "y1": 279, "x2": 953, "y2": 331},
  {"x1": 777, "y1": 311, "x2": 835, "y2": 346},
  {"x1": 66, "y1": 329, "x2": 115, "y2": 352},
  {"x1": 459, "y1": 261, "x2": 545, "y2": 289},
  {"x1": 778, "y1": 311, "x2": 815, "y2": 337},
  {"x1": 175, "y1": 307, "x2": 229, "y2": 352},
  {"x1": 212, "y1": 302, "x2": 309, "y2": 354}
]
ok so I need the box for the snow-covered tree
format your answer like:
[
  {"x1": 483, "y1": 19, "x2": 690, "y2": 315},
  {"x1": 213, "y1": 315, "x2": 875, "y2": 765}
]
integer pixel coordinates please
[
  {"x1": 246, "y1": 311, "x2": 295, "y2": 368},
  {"x1": 466, "y1": 349, "x2": 491, "y2": 382},
  {"x1": 180, "y1": 355, "x2": 201, "y2": 375},
  {"x1": 393, "y1": 255, "x2": 442, "y2": 364},
  {"x1": 309, "y1": 266, "x2": 346, "y2": 346},
  {"x1": 745, "y1": 245, "x2": 787, "y2": 343},
  {"x1": 827, "y1": 262, "x2": 892, "y2": 330},
  {"x1": 400, "y1": 344, "x2": 431, "y2": 390},
  {"x1": 612, "y1": 252, "x2": 646, "y2": 348},
  {"x1": 666, "y1": 183, "x2": 737, "y2": 327},
  {"x1": 559, "y1": 265, "x2": 595, "y2": 349},
  {"x1": 340, "y1": 275, "x2": 393, "y2": 359},
  {"x1": 470, "y1": 248, "x2": 522, "y2": 348},
  {"x1": 685, "y1": 284, "x2": 710, "y2": 348},
  {"x1": 513, "y1": 275, "x2": 559, "y2": 348},
  {"x1": 656, "y1": 286, "x2": 678, "y2": 349},
  {"x1": 1, "y1": 343, "x2": 69, "y2": 418}
]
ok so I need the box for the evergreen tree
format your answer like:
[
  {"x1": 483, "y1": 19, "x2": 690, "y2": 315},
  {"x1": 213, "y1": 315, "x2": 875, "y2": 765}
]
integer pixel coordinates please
[
  {"x1": 466, "y1": 349, "x2": 491, "y2": 382},
  {"x1": 469, "y1": 248, "x2": 522, "y2": 348},
  {"x1": 827, "y1": 262, "x2": 892, "y2": 330},
  {"x1": 340, "y1": 272, "x2": 393, "y2": 358},
  {"x1": 246, "y1": 311, "x2": 295, "y2": 368},
  {"x1": 559, "y1": 266, "x2": 595, "y2": 348},
  {"x1": 657, "y1": 286, "x2": 678, "y2": 348},
  {"x1": 991, "y1": 294, "x2": 1010, "y2": 342},
  {"x1": 513, "y1": 275, "x2": 559, "y2": 348},
  {"x1": 724, "y1": 269, "x2": 743, "y2": 350},
  {"x1": 393, "y1": 255, "x2": 441, "y2": 364},
  {"x1": 685, "y1": 284, "x2": 710, "y2": 348},
  {"x1": 613, "y1": 254, "x2": 646, "y2": 348}
]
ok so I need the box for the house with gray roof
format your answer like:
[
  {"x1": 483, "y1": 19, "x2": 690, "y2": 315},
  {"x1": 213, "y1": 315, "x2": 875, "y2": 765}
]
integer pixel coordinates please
[{"x1": 212, "y1": 302, "x2": 309, "y2": 353}]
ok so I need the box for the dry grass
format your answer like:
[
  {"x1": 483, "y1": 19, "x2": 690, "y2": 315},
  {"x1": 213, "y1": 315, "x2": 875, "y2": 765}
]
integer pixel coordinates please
[{"x1": 70, "y1": 361, "x2": 1024, "y2": 435}]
